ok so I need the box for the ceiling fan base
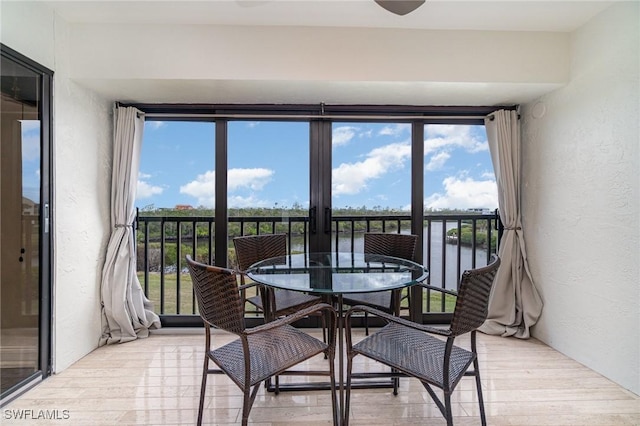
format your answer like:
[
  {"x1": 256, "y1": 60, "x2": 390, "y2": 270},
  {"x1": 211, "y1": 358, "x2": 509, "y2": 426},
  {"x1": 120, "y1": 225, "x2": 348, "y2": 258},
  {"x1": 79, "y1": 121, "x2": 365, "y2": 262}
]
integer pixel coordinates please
[{"x1": 375, "y1": 0, "x2": 426, "y2": 16}]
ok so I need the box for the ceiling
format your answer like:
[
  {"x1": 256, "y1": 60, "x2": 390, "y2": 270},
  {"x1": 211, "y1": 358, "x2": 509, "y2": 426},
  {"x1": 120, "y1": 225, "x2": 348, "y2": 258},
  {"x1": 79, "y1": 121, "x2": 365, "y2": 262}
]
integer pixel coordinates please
[
  {"x1": 46, "y1": 0, "x2": 614, "y2": 32},
  {"x1": 41, "y1": 0, "x2": 616, "y2": 106}
]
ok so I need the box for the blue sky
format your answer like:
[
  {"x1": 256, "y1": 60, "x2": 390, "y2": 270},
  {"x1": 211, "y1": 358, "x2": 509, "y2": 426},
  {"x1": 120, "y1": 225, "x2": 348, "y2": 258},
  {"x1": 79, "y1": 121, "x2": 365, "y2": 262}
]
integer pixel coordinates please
[
  {"x1": 137, "y1": 121, "x2": 497, "y2": 211},
  {"x1": 21, "y1": 120, "x2": 41, "y2": 203}
]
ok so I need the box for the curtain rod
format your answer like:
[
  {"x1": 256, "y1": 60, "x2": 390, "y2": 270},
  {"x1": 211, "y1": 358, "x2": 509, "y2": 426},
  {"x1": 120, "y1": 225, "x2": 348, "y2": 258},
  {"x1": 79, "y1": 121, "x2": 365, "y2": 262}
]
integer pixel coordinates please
[{"x1": 142, "y1": 113, "x2": 490, "y2": 120}]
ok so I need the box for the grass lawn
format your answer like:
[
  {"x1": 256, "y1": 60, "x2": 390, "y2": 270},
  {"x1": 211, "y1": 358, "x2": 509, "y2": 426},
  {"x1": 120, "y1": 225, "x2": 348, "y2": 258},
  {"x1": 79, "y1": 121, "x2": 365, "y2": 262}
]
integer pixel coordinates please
[{"x1": 139, "y1": 272, "x2": 263, "y2": 315}]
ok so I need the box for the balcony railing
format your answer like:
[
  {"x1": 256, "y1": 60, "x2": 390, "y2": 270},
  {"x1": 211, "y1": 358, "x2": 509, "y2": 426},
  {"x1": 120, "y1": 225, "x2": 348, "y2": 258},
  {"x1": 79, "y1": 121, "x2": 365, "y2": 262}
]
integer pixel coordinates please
[{"x1": 135, "y1": 211, "x2": 501, "y2": 326}]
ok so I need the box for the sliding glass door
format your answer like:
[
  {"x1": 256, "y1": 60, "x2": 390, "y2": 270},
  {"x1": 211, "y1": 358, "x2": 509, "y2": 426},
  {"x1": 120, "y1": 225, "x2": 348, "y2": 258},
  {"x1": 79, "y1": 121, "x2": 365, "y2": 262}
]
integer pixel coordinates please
[
  {"x1": 329, "y1": 122, "x2": 413, "y2": 250},
  {"x1": 227, "y1": 120, "x2": 310, "y2": 254},
  {"x1": 0, "y1": 45, "x2": 52, "y2": 403}
]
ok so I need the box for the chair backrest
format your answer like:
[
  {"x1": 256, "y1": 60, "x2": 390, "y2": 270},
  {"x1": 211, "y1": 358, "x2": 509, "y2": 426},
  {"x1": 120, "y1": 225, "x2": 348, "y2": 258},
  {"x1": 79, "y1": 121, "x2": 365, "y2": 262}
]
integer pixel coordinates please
[
  {"x1": 450, "y1": 254, "x2": 501, "y2": 336},
  {"x1": 233, "y1": 233, "x2": 287, "y2": 271},
  {"x1": 364, "y1": 232, "x2": 418, "y2": 261},
  {"x1": 185, "y1": 255, "x2": 245, "y2": 334}
]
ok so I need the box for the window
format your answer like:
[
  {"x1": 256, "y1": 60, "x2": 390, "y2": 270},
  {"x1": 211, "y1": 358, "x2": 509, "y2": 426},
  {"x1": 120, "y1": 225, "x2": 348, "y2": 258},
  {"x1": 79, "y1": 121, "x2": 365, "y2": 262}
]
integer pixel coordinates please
[{"x1": 135, "y1": 105, "x2": 503, "y2": 324}]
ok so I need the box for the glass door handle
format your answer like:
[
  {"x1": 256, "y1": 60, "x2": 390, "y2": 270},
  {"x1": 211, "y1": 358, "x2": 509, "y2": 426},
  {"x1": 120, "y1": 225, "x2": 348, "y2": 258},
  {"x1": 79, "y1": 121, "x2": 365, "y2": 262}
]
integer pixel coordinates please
[
  {"x1": 44, "y1": 203, "x2": 50, "y2": 233},
  {"x1": 324, "y1": 207, "x2": 331, "y2": 234}
]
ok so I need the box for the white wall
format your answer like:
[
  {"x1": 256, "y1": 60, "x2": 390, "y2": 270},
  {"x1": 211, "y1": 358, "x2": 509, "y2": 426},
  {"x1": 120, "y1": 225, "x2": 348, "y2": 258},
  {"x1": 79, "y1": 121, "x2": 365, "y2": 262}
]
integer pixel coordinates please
[
  {"x1": 1, "y1": 2, "x2": 112, "y2": 372},
  {"x1": 0, "y1": 1, "x2": 55, "y2": 69},
  {"x1": 63, "y1": 22, "x2": 569, "y2": 105},
  {"x1": 69, "y1": 23, "x2": 568, "y2": 83},
  {"x1": 521, "y1": 2, "x2": 639, "y2": 395}
]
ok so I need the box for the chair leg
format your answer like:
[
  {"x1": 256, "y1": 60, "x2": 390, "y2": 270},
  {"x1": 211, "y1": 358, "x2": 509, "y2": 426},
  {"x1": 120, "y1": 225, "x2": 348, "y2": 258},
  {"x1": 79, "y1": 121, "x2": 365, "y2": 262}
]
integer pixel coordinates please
[
  {"x1": 470, "y1": 331, "x2": 486, "y2": 426},
  {"x1": 322, "y1": 312, "x2": 328, "y2": 359},
  {"x1": 364, "y1": 311, "x2": 369, "y2": 336},
  {"x1": 328, "y1": 348, "x2": 338, "y2": 426},
  {"x1": 344, "y1": 354, "x2": 354, "y2": 426},
  {"x1": 241, "y1": 384, "x2": 262, "y2": 426},
  {"x1": 473, "y1": 357, "x2": 487, "y2": 426},
  {"x1": 444, "y1": 392, "x2": 453, "y2": 426},
  {"x1": 391, "y1": 294, "x2": 401, "y2": 393},
  {"x1": 322, "y1": 313, "x2": 327, "y2": 343},
  {"x1": 197, "y1": 354, "x2": 209, "y2": 426},
  {"x1": 241, "y1": 389, "x2": 251, "y2": 426},
  {"x1": 392, "y1": 369, "x2": 399, "y2": 395}
]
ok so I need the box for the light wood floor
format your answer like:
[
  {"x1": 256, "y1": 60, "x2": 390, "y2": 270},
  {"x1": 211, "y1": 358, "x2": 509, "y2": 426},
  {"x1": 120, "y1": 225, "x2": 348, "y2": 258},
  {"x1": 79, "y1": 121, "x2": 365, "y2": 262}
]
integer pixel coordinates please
[{"x1": 3, "y1": 328, "x2": 639, "y2": 425}]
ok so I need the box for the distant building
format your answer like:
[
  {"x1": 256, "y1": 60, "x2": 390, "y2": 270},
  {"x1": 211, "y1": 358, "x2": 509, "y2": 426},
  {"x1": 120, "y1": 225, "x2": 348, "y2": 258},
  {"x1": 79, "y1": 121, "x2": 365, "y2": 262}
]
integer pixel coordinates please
[
  {"x1": 175, "y1": 204, "x2": 194, "y2": 211},
  {"x1": 23, "y1": 197, "x2": 39, "y2": 215}
]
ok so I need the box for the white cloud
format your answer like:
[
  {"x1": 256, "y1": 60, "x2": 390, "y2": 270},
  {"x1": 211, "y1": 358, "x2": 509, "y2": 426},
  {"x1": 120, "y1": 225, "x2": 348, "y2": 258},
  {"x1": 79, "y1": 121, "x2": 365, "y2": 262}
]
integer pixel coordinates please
[
  {"x1": 425, "y1": 175, "x2": 498, "y2": 210},
  {"x1": 333, "y1": 125, "x2": 384, "y2": 147},
  {"x1": 228, "y1": 168, "x2": 273, "y2": 191},
  {"x1": 333, "y1": 142, "x2": 410, "y2": 195},
  {"x1": 332, "y1": 126, "x2": 357, "y2": 146},
  {"x1": 180, "y1": 170, "x2": 215, "y2": 207},
  {"x1": 424, "y1": 125, "x2": 487, "y2": 155},
  {"x1": 136, "y1": 173, "x2": 164, "y2": 199},
  {"x1": 379, "y1": 123, "x2": 410, "y2": 137},
  {"x1": 180, "y1": 168, "x2": 274, "y2": 207},
  {"x1": 247, "y1": 122, "x2": 259, "y2": 128},
  {"x1": 425, "y1": 151, "x2": 451, "y2": 171},
  {"x1": 228, "y1": 194, "x2": 270, "y2": 208},
  {"x1": 360, "y1": 129, "x2": 373, "y2": 138}
]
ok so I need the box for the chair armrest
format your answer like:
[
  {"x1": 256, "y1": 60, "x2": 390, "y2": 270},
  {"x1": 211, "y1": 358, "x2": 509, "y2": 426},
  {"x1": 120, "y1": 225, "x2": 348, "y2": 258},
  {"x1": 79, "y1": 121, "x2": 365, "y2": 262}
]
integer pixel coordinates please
[
  {"x1": 417, "y1": 283, "x2": 458, "y2": 297},
  {"x1": 235, "y1": 270, "x2": 258, "y2": 290},
  {"x1": 346, "y1": 305, "x2": 451, "y2": 337},
  {"x1": 245, "y1": 303, "x2": 337, "y2": 336},
  {"x1": 238, "y1": 282, "x2": 258, "y2": 292}
]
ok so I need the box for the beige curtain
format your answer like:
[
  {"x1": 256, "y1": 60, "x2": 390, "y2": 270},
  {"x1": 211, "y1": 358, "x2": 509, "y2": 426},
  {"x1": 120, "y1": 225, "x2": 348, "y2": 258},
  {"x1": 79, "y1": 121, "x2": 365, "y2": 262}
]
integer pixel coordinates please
[
  {"x1": 100, "y1": 106, "x2": 160, "y2": 345},
  {"x1": 479, "y1": 109, "x2": 542, "y2": 338}
]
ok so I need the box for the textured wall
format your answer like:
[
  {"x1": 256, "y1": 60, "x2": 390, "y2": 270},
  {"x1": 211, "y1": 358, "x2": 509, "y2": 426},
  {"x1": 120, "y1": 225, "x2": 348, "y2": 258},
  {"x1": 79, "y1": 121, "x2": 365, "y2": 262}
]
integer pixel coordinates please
[
  {"x1": 52, "y1": 12, "x2": 112, "y2": 372},
  {"x1": 1, "y1": 1, "x2": 112, "y2": 372},
  {"x1": 521, "y1": 2, "x2": 639, "y2": 394}
]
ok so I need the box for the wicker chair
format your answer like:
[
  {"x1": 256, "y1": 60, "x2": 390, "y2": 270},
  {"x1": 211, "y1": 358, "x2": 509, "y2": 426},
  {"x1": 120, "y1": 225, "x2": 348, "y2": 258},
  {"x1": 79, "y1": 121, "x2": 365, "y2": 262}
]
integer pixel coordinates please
[
  {"x1": 344, "y1": 255, "x2": 501, "y2": 426},
  {"x1": 233, "y1": 234, "x2": 325, "y2": 323},
  {"x1": 185, "y1": 255, "x2": 338, "y2": 426},
  {"x1": 342, "y1": 232, "x2": 419, "y2": 335}
]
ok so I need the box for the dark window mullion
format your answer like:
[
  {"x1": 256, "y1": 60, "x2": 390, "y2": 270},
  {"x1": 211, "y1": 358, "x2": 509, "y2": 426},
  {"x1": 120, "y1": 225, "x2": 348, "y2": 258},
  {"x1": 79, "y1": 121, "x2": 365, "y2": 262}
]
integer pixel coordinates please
[
  {"x1": 410, "y1": 121, "x2": 424, "y2": 322},
  {"x1": 214, "y1": 120, "x2": 228, "y2": 267}
]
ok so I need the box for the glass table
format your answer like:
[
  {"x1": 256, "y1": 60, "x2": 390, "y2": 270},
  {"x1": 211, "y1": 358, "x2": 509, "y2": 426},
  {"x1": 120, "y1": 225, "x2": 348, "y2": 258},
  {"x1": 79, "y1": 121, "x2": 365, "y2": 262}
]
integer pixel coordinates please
[{"x1": 247, "y1": 252, "x2": 428, "y2": 424}]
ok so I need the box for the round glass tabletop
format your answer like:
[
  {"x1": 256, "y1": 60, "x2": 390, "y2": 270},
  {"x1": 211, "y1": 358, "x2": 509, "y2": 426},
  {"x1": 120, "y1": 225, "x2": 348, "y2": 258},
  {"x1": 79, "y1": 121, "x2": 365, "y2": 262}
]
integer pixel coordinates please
[{"x1": 246, "y1": 251, "x2": 428, "y2": 295}]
